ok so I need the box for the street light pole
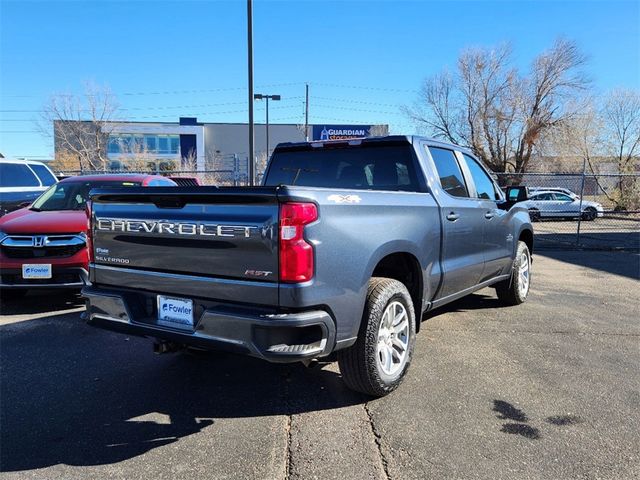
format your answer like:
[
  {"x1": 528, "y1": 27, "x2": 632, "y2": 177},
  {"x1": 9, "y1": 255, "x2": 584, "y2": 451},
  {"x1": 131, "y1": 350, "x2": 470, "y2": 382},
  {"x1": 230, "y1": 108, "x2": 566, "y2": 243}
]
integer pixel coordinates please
[
  {"x1": 247, "y1": 0, "x2": 255, "y2": 185},
  {"x1": 254, "y1": 93, "x2": 280, "y2": 160},
  {"x1": 266, "y1": 95, "x2": 270, "y2": 156}
]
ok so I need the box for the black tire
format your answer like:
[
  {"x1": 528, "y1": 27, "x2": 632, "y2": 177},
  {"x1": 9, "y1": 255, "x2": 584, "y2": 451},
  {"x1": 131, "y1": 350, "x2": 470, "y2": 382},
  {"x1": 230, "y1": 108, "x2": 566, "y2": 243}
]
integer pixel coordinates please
[
  {"x1": 338, "y1": 277, "x2": 416, "y2": 397},
  {"x1": 528, "y1": 208, "x2": 540, "y2": 222},
  {"x1": 0, "y1": 289, "x2": 28, "y2": 302},
  {"x1": 582, "y1": 207, "x2": 597, "y2": 221},
  {"x1": 495, "y1": 241, "x2": 531, "y2": 306}
]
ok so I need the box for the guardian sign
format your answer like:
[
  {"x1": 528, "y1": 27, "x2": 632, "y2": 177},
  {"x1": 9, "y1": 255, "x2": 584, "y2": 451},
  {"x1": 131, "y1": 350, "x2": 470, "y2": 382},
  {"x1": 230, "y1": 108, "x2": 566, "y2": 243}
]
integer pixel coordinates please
[{"x1": 312, "y1": 125, "x2": 373, "y2": 141}]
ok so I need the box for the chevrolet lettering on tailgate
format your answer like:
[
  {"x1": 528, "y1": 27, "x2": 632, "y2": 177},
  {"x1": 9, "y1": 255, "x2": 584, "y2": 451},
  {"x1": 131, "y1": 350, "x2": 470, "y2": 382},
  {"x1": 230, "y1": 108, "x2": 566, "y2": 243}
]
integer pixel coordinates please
[{"x1": 96, "y1": 218, "x2": 258, "y2": 238}]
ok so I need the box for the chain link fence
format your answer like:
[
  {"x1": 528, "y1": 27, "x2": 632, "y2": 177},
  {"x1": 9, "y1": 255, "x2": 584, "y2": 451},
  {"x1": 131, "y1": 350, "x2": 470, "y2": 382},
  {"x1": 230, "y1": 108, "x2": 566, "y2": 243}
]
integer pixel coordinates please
[
  {"x1": 56, "y1": 169, "x2": 253, "y2": 187},
  {"x1": 496, "y1": 172, "x2": 639, "y2": 250},
  {"x1": 55, "y1": 167, "x2": 639, "y2": 251}
]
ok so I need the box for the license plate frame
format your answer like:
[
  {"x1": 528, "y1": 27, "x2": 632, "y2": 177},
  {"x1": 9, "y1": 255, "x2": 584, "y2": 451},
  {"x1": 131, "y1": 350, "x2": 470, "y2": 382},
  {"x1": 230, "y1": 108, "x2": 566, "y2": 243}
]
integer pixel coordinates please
[
  {"x1": 22, "y1": 264, "x2": 52, "y2": 279},
  {"x1": 157, "y1": 295, "x2": 194, "y2": 330}
]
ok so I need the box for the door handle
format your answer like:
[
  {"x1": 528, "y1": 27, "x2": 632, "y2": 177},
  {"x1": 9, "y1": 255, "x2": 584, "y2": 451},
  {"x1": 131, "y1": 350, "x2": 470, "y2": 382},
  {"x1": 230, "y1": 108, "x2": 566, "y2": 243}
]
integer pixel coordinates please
[
  {"x1": 484, "y1": 211, "x2": 495, "y2": 219},
  {"x1": 446, "y1": 212, "x2": 460, "y2": 221}
]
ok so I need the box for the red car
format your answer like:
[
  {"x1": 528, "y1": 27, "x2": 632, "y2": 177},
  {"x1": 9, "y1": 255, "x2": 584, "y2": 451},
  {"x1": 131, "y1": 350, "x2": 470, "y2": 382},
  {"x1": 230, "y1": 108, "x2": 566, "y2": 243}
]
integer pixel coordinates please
[{"x1": 0, "y1": 174, "x2": 176, "y2": 300}]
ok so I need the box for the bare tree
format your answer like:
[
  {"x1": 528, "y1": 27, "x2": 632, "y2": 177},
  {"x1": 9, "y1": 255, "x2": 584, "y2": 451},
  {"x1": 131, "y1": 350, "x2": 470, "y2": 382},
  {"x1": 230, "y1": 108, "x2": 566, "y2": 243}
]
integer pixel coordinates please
[
  {"x1": 405, "y1": 39, "x2": 589, "y2": 173},
  {"x1": 602, "y1": 88, "x2": 640, "y2": 172},
  {"x1": 601, "y1": 88, "x2": 640, "y2": 208},
  {"x1": 41, "y1": 83, "x2": 119, "y2": 171},
  {"x1": 368, "y1": 124, "x2": 389, "y2": 137},
  {"x1": 296, "y1": 123, "x2": 309, "y2": 140},
  {"x1": 543, "y1": 100, "x2": 619, "y2": 202},
  {"x1": 49, "y1": 148, "x2": 84, "y2": 173}
]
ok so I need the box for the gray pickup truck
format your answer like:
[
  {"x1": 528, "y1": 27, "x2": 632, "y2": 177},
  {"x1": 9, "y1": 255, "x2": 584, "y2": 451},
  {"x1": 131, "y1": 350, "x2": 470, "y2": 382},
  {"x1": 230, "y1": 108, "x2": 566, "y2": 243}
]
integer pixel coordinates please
[{"x1": 83, "y1": 136, "x2": 533, "y2": 396}]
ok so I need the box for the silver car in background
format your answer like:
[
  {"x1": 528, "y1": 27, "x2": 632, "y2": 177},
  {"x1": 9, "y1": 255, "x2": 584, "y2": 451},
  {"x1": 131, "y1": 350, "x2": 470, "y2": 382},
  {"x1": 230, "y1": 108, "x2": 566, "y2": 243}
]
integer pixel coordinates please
[{"x1": 524, "y1": 190, "x2": 604, "y2": 221}]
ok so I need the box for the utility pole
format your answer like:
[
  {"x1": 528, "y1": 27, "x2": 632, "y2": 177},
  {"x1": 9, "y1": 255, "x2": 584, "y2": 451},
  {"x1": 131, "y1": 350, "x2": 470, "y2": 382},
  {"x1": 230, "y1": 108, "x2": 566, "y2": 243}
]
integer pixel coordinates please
[
  {"x1": 247, "y1": 0, "x2": 255, "y2": 185},
  {"x1": 304, "y1": 83, "x2": 309, "y2": 141},
  {"x1": 254, "y1": 93, "x2": 281, "y2": 160}
]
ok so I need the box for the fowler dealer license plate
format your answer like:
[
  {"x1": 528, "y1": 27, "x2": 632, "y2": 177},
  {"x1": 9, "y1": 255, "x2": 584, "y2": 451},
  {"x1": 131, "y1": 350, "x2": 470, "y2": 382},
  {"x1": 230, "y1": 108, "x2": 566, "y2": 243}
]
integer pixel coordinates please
[
  {"x1": 157, "y1": 295, "x2": 194, "y2": 329},
  {"x1": 22, "y1": 264, "x2": 52, "y2": 279}
]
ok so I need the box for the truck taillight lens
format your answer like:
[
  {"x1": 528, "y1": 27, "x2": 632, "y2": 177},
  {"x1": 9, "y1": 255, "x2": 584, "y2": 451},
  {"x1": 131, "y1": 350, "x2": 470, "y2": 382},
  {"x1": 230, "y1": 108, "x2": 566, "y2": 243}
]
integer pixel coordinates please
[
  {"x1": 279, "y1": 202, "x2": 317, "y2": 283},
  {"x1": 85, "y1": 200, "x2": 94, "y2": 263}
]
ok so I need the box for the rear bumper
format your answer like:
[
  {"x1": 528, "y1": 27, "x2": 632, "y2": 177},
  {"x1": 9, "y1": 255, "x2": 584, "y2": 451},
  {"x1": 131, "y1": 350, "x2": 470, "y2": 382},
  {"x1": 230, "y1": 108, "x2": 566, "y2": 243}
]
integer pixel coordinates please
[
  {"x1": 0, "y1": 267, "x2": 88, "y2": 289},
  {"x1": 82, "y1": 286, "x2": 336, "y2": 363}
]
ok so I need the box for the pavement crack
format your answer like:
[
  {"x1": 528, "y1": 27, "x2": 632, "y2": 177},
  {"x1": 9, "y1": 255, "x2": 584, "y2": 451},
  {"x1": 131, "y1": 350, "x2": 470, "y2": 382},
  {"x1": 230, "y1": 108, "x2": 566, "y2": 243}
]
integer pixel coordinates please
[
  {"x1": 283, "y1": 367, "x2": 293, "y2": 480},
  {"x1": 364, "y1": 402, "x2": 392, "y2": 480},
  {"x1": 285, "y1": 414, "x2": 292, "y2": 480}
]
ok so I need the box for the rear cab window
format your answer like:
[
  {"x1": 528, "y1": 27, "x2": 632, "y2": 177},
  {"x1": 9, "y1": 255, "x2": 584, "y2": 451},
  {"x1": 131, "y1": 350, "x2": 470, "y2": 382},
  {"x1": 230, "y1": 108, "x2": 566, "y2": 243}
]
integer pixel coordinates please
[
  {"x1": 0, "y1": 163, "x2": 41, "y2": 188},
  {"x1": 264, "y1": 143, "x2": 423, "y2": 192}
]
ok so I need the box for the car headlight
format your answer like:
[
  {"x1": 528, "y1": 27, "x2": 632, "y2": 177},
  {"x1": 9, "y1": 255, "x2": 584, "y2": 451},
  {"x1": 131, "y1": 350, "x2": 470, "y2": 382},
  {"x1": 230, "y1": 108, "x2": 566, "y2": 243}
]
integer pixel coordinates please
[{"x1": 0, "y1": 230, "x2": 6, "y2": 244}]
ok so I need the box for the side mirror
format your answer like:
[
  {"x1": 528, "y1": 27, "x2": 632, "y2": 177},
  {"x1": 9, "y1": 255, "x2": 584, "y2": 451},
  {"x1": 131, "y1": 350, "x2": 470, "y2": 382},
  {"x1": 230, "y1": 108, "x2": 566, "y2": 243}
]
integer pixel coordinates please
[
  {"x1": 498, "y1": 186, "x2": 529, "y2": 211},
  {"x1": 505, "y1": 186, "x2": 528, "y2": 203}
]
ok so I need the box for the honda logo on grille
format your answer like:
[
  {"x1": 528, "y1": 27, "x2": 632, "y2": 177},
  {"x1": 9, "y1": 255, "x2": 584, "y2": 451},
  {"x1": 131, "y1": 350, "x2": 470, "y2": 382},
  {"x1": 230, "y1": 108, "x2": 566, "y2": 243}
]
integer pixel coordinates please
[{"x1": 33, "y1": 236, "x2": 46, "y2": 247}]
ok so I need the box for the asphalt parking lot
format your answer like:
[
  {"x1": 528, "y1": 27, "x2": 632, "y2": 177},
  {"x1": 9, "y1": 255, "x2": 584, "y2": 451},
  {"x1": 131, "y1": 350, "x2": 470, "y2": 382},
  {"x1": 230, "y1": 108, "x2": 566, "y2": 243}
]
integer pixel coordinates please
[{"x1": 1, "y1": 250, "x2": 639, "y2": 480}]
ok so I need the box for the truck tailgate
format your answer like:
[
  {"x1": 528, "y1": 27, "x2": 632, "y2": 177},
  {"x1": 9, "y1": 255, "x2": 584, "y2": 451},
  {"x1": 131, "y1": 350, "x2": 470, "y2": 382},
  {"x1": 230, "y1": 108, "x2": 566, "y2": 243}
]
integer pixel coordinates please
[{"x1": 89, "y1": 187, "x2": 279, "y2": 288}]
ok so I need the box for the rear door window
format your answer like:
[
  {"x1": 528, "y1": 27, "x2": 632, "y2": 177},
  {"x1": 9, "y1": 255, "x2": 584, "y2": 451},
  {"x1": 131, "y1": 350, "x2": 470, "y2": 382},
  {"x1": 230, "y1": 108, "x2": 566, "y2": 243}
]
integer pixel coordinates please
[
  {"x1": 29, "y1": 164, "x2": 57, "y2": 186},
  {"x1": 0, "y1": 163, "x2": 41, "y2": 187},
  {"x1": 427, "y1": 146, "x2": 468, "y2": 198},
  {"x1": 554, "y1": 193, "x2": 573, "y2": 202}
]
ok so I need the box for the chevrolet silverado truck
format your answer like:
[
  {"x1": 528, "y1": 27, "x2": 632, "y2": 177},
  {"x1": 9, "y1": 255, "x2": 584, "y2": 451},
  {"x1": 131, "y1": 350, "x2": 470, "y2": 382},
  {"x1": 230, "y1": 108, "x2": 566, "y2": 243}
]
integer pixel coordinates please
[{"x1": 82, "y1": 136, "x2": 533, "y2": 396}]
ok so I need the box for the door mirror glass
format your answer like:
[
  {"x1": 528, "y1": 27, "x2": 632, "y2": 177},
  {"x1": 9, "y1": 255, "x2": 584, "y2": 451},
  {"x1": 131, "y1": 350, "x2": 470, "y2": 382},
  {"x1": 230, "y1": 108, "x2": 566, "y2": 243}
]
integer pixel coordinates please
[{"x1": 505, "y1": 186, "x2": 528, "y2": 203}]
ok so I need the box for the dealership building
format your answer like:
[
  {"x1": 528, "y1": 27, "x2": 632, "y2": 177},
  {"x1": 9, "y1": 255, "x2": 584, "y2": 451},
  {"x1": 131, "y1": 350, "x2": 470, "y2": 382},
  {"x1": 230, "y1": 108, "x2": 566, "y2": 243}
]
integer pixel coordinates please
[{"x1": 54, "y1": 117, "x2": 388, "y2": 174}]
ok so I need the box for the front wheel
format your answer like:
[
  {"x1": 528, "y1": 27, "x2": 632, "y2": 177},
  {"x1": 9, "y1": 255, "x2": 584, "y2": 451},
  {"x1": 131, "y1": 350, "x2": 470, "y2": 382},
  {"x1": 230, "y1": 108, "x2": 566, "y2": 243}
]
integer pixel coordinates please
[
  {"x1": 338, "y1": 277, "x2": 416, "y2": 397},
  {"x1": 495, "y1": 241, "x2": 531, "y2": 306}
]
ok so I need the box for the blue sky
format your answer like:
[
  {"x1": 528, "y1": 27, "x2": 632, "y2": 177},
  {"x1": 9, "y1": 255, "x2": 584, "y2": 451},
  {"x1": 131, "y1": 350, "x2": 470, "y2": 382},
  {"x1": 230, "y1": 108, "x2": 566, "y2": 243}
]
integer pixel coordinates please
[{"x1": 1, "y1": 0, "x2": 638, "y2": 158}]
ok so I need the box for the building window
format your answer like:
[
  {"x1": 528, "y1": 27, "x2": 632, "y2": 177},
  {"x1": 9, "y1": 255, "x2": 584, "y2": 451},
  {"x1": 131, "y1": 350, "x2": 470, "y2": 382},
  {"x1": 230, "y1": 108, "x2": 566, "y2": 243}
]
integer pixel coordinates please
[
  {"x1": 158, "y1": 136, "x2": 169, "y2": 154},
  {"x1": 145, "y1": 135, "x2": 156, "y2": 151},
  {"x1": 170, "y1": 136, "x2": 180, "y2": 154},
  {"x1": 108, "y1": 134, "x2": 180, "y2": 155}
]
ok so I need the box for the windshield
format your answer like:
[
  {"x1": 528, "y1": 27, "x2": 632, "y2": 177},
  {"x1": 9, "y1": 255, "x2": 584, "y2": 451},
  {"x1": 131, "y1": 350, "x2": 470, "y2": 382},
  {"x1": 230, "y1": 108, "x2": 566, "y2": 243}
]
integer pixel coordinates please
[{"x1": 31, "y1": 180, "x2": 141, "y2": 211}]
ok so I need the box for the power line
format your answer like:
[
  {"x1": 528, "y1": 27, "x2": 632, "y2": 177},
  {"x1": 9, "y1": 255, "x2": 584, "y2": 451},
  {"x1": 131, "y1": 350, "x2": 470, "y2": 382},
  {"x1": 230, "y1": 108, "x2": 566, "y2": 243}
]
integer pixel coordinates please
[
  {"x1": 0, "y1": 82, "x2": 307, "y2": 99},
  {"x1": 311, "y1": 82, "x2": 418, "y2": 94},
  {"x1": 311, "y1": 104, "x2": 403, "y2": 116},
  {"x1": 313, "y1": 96, "x2": 401, "y2": 108},
  {"x1": 0, "y1": 96, "x2": 304, "y2": 114}
]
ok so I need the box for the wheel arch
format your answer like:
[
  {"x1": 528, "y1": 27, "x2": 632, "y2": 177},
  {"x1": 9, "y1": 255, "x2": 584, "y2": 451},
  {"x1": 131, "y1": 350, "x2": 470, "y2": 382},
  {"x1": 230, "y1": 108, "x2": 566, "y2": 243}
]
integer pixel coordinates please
[
  {"x1": 370, "y1": 251, "x2": 424, "y2": 333},
  {"x1": 519, "y1": 228, "x2": 534, "y2": 256}
]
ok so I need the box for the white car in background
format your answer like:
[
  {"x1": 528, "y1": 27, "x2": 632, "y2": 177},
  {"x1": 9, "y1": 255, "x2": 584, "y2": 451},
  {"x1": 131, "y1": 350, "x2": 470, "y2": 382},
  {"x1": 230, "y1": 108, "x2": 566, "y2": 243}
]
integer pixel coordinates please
[
  {"x1": 528, "y1": 187, "x2": 579, "y2": 199},
  {"x1": 0, "y1": 159, "x2": 58, "y2": 216},
  {"x1": 524, "y1": 190, "x2": 604, "y2": 221}
]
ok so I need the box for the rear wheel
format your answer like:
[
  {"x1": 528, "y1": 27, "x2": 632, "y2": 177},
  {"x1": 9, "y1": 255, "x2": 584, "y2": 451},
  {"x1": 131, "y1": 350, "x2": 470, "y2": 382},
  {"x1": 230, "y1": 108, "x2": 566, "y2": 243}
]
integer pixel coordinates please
[
  {"x1": 495, "y1": 241, "x2": 531, "y2": 306},
  {"x1": 338, "y1": 277, "x2": 416, "y2": 397},
  {"x1": 528, "y1": 208, "x2": 540, "y2": 222},
  {"x1": 582, "y1": 207, "x2": 597, "y2": 221}
]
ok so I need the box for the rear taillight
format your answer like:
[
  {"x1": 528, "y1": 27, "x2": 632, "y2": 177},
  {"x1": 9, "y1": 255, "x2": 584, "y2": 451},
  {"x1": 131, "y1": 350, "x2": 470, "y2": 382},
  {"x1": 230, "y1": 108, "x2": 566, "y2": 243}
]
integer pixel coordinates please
[
  {"x1": 279, "y1": 202, "x2": 317, "y2": 283},
  {"x1": 85, "y1": 200, "x2": 93, "y2": 263}
]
